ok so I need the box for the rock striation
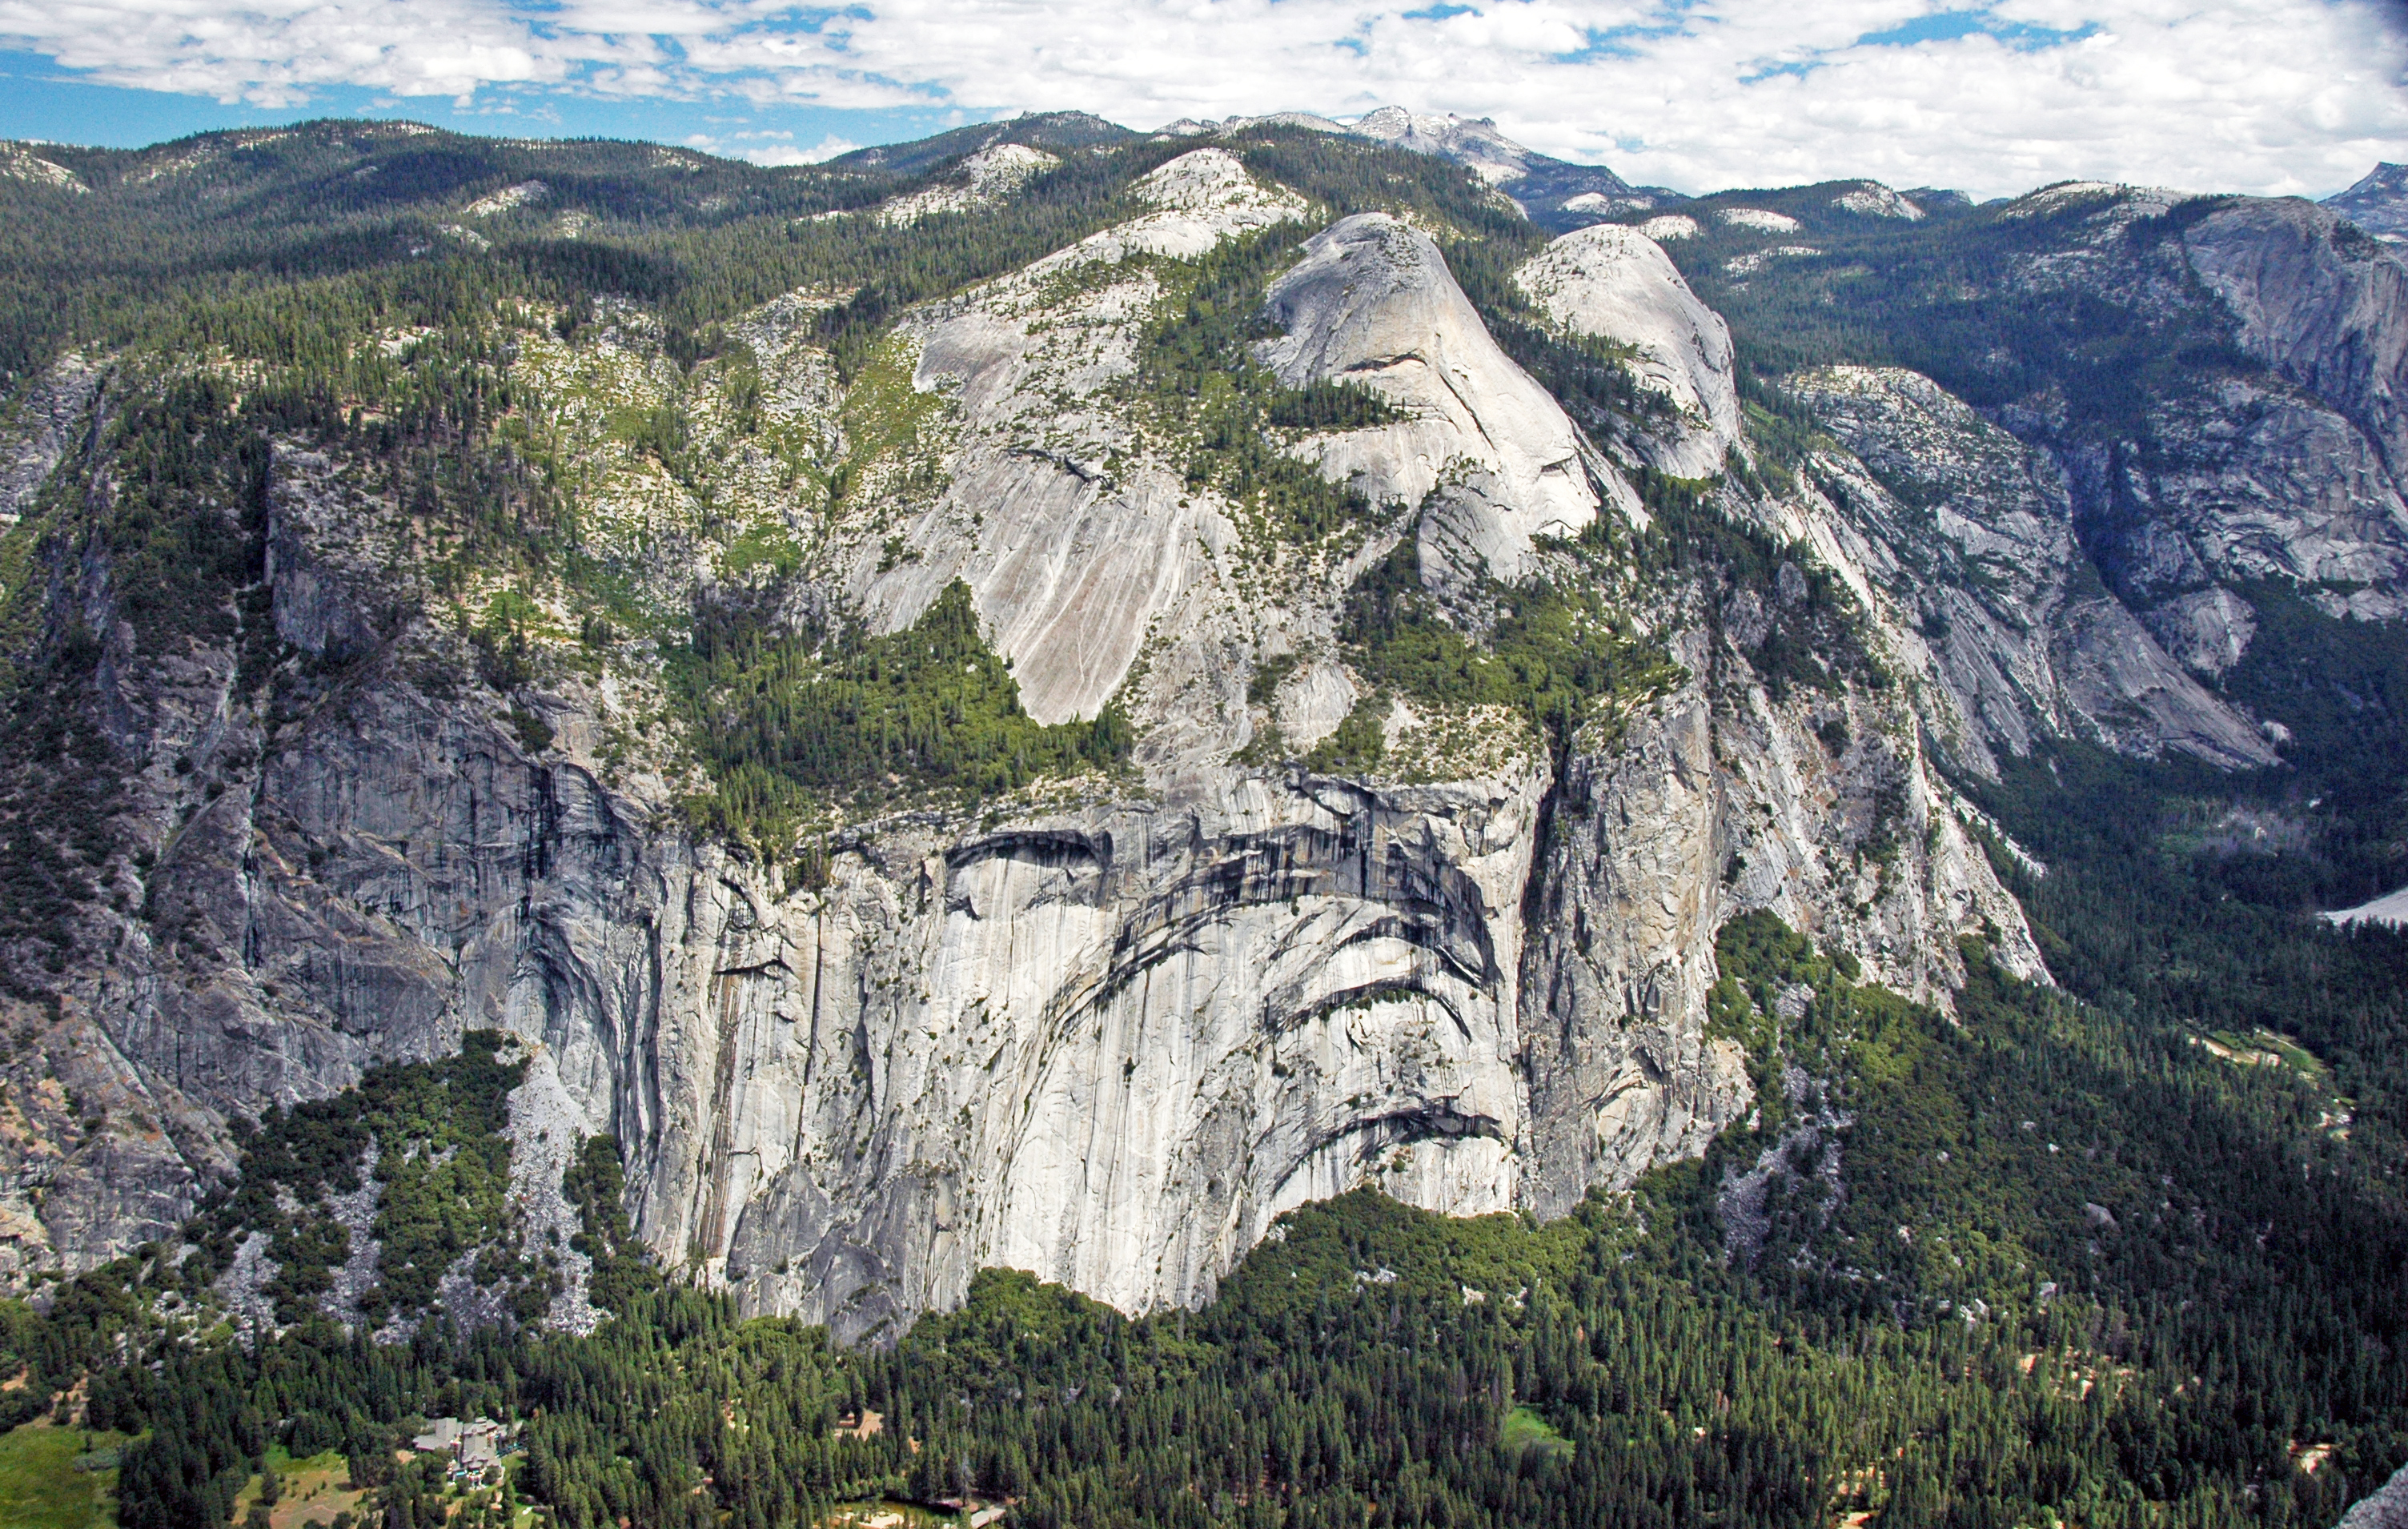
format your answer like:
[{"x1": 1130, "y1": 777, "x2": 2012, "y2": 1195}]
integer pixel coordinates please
[
  {"x1": 1989, "y1": 186, "x2": 2408, "y2": 652},
  {"x1": 1780, "y1": 365, "x2": 2278, "y2": 773}
]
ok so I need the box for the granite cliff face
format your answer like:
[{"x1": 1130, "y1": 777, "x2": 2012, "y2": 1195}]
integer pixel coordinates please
[
  {"x1": 1515, "y1": 222, "x2": 1744, "y2": 479},
  {"x1": 0, "y1": 138, "x2": 2389, "y2": 1341},
  {"x1": 1259, "y1": 213, "x2": 1615, "y2": 585},
  {"x1": 1987, "y1": 188, "x2": 2408, "y2": 671},
  {"x1": 1779, "y1": 365, "x2": 2279, "y2": 773}
]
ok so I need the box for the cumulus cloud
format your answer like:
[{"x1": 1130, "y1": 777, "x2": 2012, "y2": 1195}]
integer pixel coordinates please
[
  {"x1": 1, "y1": 0, "x2": 2402, "y2": 195},
  {"x1": 682, "y1": 127, "x2": 860, "y2": 164}
]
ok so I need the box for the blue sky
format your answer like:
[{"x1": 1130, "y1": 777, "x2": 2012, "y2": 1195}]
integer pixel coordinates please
[
  {"x1": 0, "y1": 48, "x2": 952, "y2": 160},
  {"x1": 0, "y1": 0, "x2": 2401, "y2": 198}
]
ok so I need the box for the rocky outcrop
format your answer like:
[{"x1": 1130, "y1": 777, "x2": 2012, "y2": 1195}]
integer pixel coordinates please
[
  {"x1": 1259, "y1": 213, "x2": 1621, "y2": 587},
  {"x1": 1519, "y1": 607, "x2": 2043, "y2": 1213},
  {"x1": 1829, "y1": 183, "x2": 1923, "y2": 221},
  {"x1": 0, "y1": 352, "x2": 100, "y2": 522},
  {"x1": 2184, "y1": 202, "x2": 2408, "y2": 556},
  {"x1": 1514, "y1": 223, "x2": 1743, "y2": 478},
  {"x1": 2338, "y1": 1459, "x2": 2408, "y2": 1529},
  {"x1": 873, "y1": 143, "x2": 1059, "y2": 227},
  {"x1": 861, "y1": 147, "x2": 1305, "y2": 727},
  {"x1": 2323, "y1": 163, "x2": 2408, "y2": 243},
  {"x1": 1767, "y1": 367, "x2": 2276, "y2": 773},
  {"x1": 1978, "y1": 186, "x2": 2408, "y2": 655}
]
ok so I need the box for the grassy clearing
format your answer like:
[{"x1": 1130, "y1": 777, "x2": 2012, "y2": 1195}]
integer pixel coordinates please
[
  {"x1": 824, "y1": 1499, "x2": 983, "y2": 1529},
  {"x1": 227, "y1": 1447, "x2": 370, "y2": 1529},
  {"x1": 1499, "y1": 1404, "x2": 1573, "y2": 1463},
  {"x1": 0, "y1": 1419, "x2": 130, "y2": 1529},
  {"x1": 2199, "y1": 1029, "x2": 2336, "y2": 1089}
]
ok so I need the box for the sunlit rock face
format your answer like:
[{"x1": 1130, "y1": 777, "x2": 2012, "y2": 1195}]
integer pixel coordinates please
[
  {"x1": 1258, "y1": 213, "x2": 1615, "y2": 587},
  {"x1": 1778, "y1": 365, "x2": 2278, "y2": 775},
  {"x1": 1515, "y1": 223, "x2": 1744, "y2": 480}
]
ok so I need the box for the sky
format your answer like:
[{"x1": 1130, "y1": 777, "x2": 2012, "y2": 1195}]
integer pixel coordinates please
[{"x1": 0, "y1": 0, "x2": 2402, "y2": 200}]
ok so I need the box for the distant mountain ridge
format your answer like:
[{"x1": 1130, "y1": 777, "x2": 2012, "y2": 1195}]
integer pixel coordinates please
[
  {"x1": 1162, "y1": 104, "x2": 1664, "y2": 231},
  {"x1": 813, "y1": 103, "x2": 1656, "y2": 232},
  {"x1": 824, "y1": 110, "x2": 1136, "y2": 177},
  {"x1": 2326, "y1": 163, "x2": 2408, "y2": 242}
]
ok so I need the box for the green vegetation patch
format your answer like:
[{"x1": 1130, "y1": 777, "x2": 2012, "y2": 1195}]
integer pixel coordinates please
[
  {"x1": 1631, "y1": 465, "x2": 1892, "y2": 703},
  {"x1": 561, "y1": 1135, "x2": 660, "y2": 1316},
  {"x1": 2199, "y1": 1028, "x2": 2335, "y2": 1089},
  {"x1": 197, "y1": 1030, "x2": 535, "y2": 1326},
  {"x1": 227, "y1": 1445, "x2": 366, "y2": 1529},
  {"x1": 1318, "y1": 536, "x2": 1682, "y2": 773},
  {"x1": 831, "y1": 335, "x2": 949, "y2": 508},
  {"x1": 0, "y1": 1421, "x2": 129, "y2": 1529},
  {"x1": 676, "y1": 580, "x2": 1131, "y2": 856},
  {"x1": 1500, "y1": 1403, "x2": 1574, "y2": 1463},
  {"x1": 1126, "y1": 228, "x2": 1405, "y2": 548}
]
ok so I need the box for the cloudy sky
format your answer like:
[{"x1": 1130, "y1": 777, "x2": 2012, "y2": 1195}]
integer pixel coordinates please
[{"x1": 0, "y1": 0, "x2": 2402, "y2": 199}]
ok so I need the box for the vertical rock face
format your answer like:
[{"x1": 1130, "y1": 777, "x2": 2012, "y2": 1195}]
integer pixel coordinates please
[
  {"x1": 0, "y1": 160, "x2": 2049, "y2": 1336},
  {"x1": 858, "y1": 147, "x2": 1306, "y2": 728},
  {"x1": 1519, "y1": 623, "x2": 2045, "y2": 1216},
  {"x1": 0, "y1": 354, "x2": 99, "y2": 521},
  {"x1": 2185, "y1": 201, "x2": 2408, "y2": 485},
  {"x1": 1977, "y1": 187, "x2": 2408, "y2": 664},
  {"x1": 715, "y1": 767, "x2": 1552, "y2": 1332}
]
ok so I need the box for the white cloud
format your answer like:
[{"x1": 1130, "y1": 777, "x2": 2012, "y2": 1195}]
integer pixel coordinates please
[
  {"x1": 680, "y1": 127, "x2": 860, "y2": 164},
  {"x1": 1, "y1": 0, "x2": 2402, "y2": 196},
  {"x1": 775, "y1": 134, "x2": 861, "y2": 164}
]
